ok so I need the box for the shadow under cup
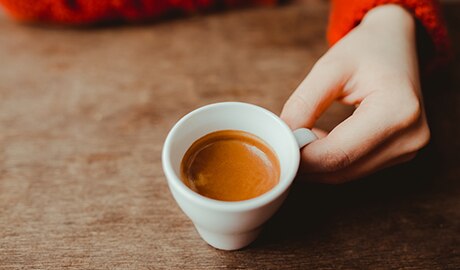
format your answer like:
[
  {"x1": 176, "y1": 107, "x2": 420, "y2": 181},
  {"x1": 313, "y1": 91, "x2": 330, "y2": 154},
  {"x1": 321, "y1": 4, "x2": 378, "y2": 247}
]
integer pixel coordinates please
[{"x1": 162, "y1": 102, "x2": 301, "y2": 250}]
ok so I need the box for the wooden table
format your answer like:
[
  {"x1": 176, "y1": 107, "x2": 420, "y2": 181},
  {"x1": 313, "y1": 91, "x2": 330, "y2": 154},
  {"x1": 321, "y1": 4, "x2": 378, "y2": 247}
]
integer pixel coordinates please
[{"x1": 1, "y1": 1, "x2": 459, "y2": 268}]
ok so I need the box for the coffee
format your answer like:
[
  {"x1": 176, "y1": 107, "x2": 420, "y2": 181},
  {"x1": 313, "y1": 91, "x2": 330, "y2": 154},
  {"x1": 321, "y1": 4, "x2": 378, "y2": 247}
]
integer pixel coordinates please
[{"x1": 180, "y1": 130, "x2": 280, "y2": 201}]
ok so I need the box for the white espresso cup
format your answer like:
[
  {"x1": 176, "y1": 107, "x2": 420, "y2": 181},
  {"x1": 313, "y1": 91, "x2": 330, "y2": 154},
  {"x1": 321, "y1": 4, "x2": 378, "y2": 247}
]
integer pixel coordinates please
[{"x1": 162, "y1": 102, "x2": 317, "y2": 250}]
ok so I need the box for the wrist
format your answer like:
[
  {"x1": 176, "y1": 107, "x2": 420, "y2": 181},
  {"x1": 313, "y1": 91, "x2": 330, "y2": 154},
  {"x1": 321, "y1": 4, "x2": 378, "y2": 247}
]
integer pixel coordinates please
[{"x1": 361, "y1": 4, "x2": 415, "y2": 33}]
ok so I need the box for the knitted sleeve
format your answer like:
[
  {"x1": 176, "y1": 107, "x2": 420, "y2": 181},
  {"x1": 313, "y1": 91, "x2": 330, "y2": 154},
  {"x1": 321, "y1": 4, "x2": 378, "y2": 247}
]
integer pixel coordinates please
[
  {"x1": 0, "y1": 0, "x2": 276, "y2": 24},
  {"x1": 328, "y1": 0, "x2": 452, "y2": 69}
]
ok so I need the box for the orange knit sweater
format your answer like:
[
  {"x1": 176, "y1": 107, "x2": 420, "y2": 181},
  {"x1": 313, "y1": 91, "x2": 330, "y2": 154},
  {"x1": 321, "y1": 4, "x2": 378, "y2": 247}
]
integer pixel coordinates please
[
  {"x1": 328, "y1": 0, "x2": 451, "y2": 69},
  {"x1": 0, "y1": 0, "x2": 451, "y2": 67}
]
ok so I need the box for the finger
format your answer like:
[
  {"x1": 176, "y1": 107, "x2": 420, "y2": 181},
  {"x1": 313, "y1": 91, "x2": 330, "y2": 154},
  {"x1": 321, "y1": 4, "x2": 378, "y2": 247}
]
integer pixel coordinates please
[
  {"x1": 311, "y1": 127, "x2": 328, "y2": 139},
  {"x1": 280, "y1": 58, "x2": 351, "y2": 130},
  {"x1": 300, "y1": 90, "x2": 421, "y2": 173},
  {"x1": 304, "y1": 152, "x2": 417, "y2": 184},
  {"x1": 300, "y1": 113, "x2": 429, "y2": 183}
]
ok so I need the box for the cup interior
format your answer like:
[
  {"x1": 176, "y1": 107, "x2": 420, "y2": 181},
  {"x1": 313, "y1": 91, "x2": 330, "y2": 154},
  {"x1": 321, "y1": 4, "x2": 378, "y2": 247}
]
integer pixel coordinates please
[{"x1": 163, "y1": 102, "x2": 300, "y2": 204}]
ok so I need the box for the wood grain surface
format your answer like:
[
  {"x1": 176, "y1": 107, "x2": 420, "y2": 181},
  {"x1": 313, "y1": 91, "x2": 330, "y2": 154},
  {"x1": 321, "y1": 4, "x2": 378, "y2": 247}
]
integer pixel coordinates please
[{"x1": 0, "y1": 0, "x2": 459, "y2": 269}]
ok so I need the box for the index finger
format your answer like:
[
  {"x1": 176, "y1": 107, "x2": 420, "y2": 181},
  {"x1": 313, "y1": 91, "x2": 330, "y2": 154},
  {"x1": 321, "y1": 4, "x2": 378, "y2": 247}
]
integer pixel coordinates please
[
  {"x1": 281, "y1": 58, "x2": 349, "y2": 129},
  {"x1": 300, "y1": 91, "x2": 420, "y2": 173}
]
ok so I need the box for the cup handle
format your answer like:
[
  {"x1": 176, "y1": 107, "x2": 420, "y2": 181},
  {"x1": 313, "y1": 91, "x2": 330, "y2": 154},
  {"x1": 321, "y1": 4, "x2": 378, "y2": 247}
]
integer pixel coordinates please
[{"x1": 293, "y1": 128, "x2": 318, "y2": 149}]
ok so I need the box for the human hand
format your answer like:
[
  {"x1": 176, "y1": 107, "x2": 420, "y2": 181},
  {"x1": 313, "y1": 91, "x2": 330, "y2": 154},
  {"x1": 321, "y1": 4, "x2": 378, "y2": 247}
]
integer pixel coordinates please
[{"x1": 281, "y1": 4, "x2": 430, "y2": 184}]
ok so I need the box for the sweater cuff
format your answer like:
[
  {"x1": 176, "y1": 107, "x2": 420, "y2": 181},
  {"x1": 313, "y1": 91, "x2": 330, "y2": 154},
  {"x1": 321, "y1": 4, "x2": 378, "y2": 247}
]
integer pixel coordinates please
[{"x1": 327, "y1": 0, "x2": 452, "y2": 69}]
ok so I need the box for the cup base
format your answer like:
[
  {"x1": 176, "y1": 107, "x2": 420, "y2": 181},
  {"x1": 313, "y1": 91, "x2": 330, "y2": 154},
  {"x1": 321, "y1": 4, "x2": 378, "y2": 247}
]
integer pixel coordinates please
[{"x1": 195, "y1": 225, "x2": 261, "y2": 251}]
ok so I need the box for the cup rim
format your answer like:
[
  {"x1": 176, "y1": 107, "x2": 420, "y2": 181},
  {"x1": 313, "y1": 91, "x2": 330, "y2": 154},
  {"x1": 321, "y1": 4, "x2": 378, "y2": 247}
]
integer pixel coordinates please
[{"x1": 162, "y1": 102, "x2": 300, "y2": 212}]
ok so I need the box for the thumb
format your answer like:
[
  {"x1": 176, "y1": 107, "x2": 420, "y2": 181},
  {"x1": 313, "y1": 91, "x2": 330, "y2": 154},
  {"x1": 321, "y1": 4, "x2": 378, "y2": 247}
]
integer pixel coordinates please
[{"x1": 281, "y1": 59, "x2": 350, "y2": 129}]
